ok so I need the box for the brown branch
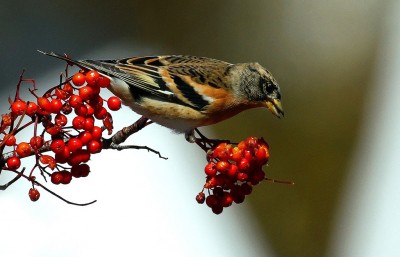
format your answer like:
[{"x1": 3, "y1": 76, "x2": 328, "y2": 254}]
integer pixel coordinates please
[
  {"x1": 102, "y1": 116, "x2": 167, "y2": 159},
  {"x1": 0, "y1": 168, "x2": 24, "y2": 190}
]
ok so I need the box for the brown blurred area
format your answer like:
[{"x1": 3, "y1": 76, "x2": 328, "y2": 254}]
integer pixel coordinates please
[{"x1": 0, "y1": 1, "x2": 386, "y2": 256}]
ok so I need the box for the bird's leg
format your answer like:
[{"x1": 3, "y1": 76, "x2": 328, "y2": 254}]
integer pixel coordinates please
[{"x1": 186, "y1": 128, "x2": 231, "y2": 152}]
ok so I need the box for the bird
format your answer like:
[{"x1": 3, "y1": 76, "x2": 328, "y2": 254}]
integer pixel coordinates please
[{"x1": 38, "y1": 51, "x2": 284, "y2": 142}]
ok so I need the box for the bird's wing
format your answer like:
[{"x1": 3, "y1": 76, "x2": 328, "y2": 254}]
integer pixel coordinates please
[
  {"x1": 80, "y1": 55, "x2": 232, "y2": 111},
  {"x1": 37, "y1": 51, "x2": 231, "y2": 111}
]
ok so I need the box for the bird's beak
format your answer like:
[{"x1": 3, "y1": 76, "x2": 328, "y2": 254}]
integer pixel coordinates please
[{"x1": 266, "y1": 99, "x2": 284, "y2": 118}]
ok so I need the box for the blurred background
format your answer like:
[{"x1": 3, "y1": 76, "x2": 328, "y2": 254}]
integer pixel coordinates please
[{"x1": 1, "y1": 1, "x2": 399, "y2": 256}]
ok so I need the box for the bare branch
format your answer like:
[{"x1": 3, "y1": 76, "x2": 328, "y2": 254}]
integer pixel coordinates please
[{"x1": 0, "y1": 168, "x2": 24, "y2": 190}]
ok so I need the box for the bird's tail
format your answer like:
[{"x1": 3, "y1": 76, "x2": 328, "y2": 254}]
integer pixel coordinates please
[{"x1": 37, "y1": 50, "x2": 87, "y2": 70}]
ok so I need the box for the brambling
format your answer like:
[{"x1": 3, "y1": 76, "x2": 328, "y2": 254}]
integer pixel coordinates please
[{"x1": 39, "y1": 51, "x2": 283, "y2": 141}]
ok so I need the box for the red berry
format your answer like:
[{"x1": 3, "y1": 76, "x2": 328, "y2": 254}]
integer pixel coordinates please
[
  {"x1": 241, "y1": 183, "x2": 253, "y2": 195},
  {"x1": 86, "y1": 104, "x2": 95, "y2": 116},
  {"x1": 94, "y1": 107, "x2": 108, "y2": 120},
  {"x1": 250, "y1": 169, "x2": 265, "y2": 185},
  {"x1": 232, "y1": 193, "x2": 245, "y2": 204},
  {"x1": 196, "y1": 192, "x2": 206, "y2": 204},
  {"x1": 243, "y1": 149, "x2": 254, "y2": 162},
  {"x1": 16, "y1": 142, "x2": 32, "y2": 157},
  {"x1": 28, "y1": 188, "x2": 40, "y2": 201},
  {"x1": 55, "y1": 88, "x2": 68, "y2": 100},
  {"x1": 84, "y1": 117, "x2": 94, "y2": 131},
  {"x1": 211, "y1": 204, "x2": 224, "y2": 215},
  {"x1": 238, "y1": 158, "x2": 251, "y2": 172},
  {"x1": 72, "y1": 116, "x2": 85, "y2": 130},
  {"x1": 50, "y1": 99, "x2": 63, "y2": 113},
  {"x1": 54, "y1": 113, "x2": 68, "y2": 126},
  {"x1": 237, "y1": 172, "x2": 248, "y2": 181},
  {"x1": 72, "y1": 73, "x2": 86, "y2": 87},
  {"x1": 107, "y1": 96, "x2": 121, "y2": 111},
  {"x1": 237, "y1": 141, "x2": 247, "y2": 150},
  {"x1": 68, "y1": 149, "x2": 90, "y2": 166},
  {"x1": 62, "y1": 83, "x2": 74, "y2": 95},
  {"x1": 221, "y1": 192, "x2": 233, "y2": 207},
  {"x1": 4, "y1": 134, "x2": 16, "y2": 146},
  {"x1": 78, "y1": 131, "x2": 93, "y2": 145},
  {"x1": 255, "y1": 146, "x2": 269, "y2": 165},
  {"x1": 26, "y1": 102, "x2": 38, "y2": 116},
  {"x1": 29, "y1": 136, "x2": 44, "y2": 149},
  {"x1": 67, "y1": 138, "x2": 83, "y2": 152},
  {"x1": 74, "y1": 105, "x2": 88, "y2": 116},
  {"x1": 88, "y1": 140, "x2": 102, "y2": 154},
  {"x1": 51, "y1": 172, "x2": 63, "y2": 185},
  {"x1": 45, "y1": 125, "x2": 62, "y2": 136},
  {"x1": 227, "y1": 164, "x2": 238, "y2": 178},
  {"x1": 90, "y1": 84, "x2": 101, "y2": 95},
  {"x1": 54, "y1": 146, "x2": 70, "y2": 164},
  {"x1": 7, "y1": 156, "x2": 21, "y2": 170},
  {"x1": 11, "y1": 100, "x2": 27, "y2": 116},
  {"x1": 79, "y1": 86, "x2": 95, "y2": 101},
  {"x1": 50, "y1": 139, "x2": 65, "y2": 154},
  {"x1": 91, "y1": 126, "x2": 103, "y2": 141},
  {"x1": 85, "y1": 70, "x2": 100, "y2": 86},
  {"x1": 60, "y1": 170, "x2": 72, "y2": 184},
  {"x1": 216, "y1": 161, "x2": 230, "y2": 173},
  {"x1": 212, "y1": 143, "x2": 232, "y2": 161},
  {"x1": 69, "y1": 95, "x2": 83, "y2": 109},
  {"x1": 231, "y1": 147, "x2": 243, "y2": 162},
  {"x1": 245, "y1": 137, "x2": 258, "y2": 148},
  {"x1": 206, "y1": 195, "x2": 219, "y2": 208},
  {"x1": 97, "y1": 76, "x2": 110, "y2": 88},
  {"x1": 37, "y1": 97, "x2": 52, "y2": 112},
  {"x1": 204, "y1": 162, "x2": 217, "y2": 177},
  {"x1": 71, "y1": 163, "x2": 90, "y2": 178},
  {"x1": 61, "y1": 103, "x2": 73, "y2": 115},
  {"x1": 87, "y1": 95, "x2": 103, "y2": 110}
]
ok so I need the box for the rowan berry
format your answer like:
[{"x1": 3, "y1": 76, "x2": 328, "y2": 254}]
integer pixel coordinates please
[
  {"x1": 28, "y1": 188, "x2": 40, "y2": 201},
  {"x1": 72, "y1": 116, "x2": 85, "y2": 130},
  {"x1": 50, "y1": 139, "x2": 65, "y2": 154},
  {"x1": 7, "y1": 156, "x2": 21, "y2": 170},
  {"x1": 72, "y1": 73, "x2": 86, "y2": 87},
  {"x1": 16, "y1": 142, "x2": 32, "y2": 157},
  {"x1": 51, "y1": 172, "x2": 63, "y2": 185},
  {"x1": 50, "y1": 99, "x2": 63, "y2": 113},
  {"x1": 96, "y1": 76, "x2": 110, "y2": 88},
  {"x1": 26, "y1": 102, "x2": 38, "y2": 116},
  {"x1": 79, "y1": 86, "x2": 95, "y2": 101},
  {"x1": 87, "y1": 140, "x2": 102, "y2": 154},
  {"x1": 4, "y1": 134, "x2": 16, "y2": 146},
  {"x1": 67, "y1": 138, "x2": 83, "y2": 152},
  {"x1": 11, "y1": 100, "x2": 27, "y2": 116},
  {"x1": 29, "y1": 136, "x2": 44, "y2": 150},
  {"x1": 54, "y1": 113, "x2": 68, "y2": 126},
  {"x1": 69, "y1": 95, "x2": 83, "y2": 109},
  {"x1": 107, "y1": 96, "x2": 121, "y2": 111},
  {"x1": 37, "y1": 97, "x2": 52, "y2": 112},
  {"x1": 85, "y1": 70, "x2": 100, "y2": 86}
]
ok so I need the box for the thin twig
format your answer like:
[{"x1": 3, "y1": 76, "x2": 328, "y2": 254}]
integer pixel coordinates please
[
  {"x1": 9, "y1": 169, "x2": 96, "y2": 206},
  {"x1": 102, "y1": 116, "x2": 166, "y2": 159},
  {"x1": 0, "y1": 168, "x2": 24, "y2": 190}
]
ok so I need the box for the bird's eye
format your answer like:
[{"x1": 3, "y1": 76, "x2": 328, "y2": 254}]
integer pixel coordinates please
[{"x1": 265, "y1": 83, "x2": 275, "y2": 94}]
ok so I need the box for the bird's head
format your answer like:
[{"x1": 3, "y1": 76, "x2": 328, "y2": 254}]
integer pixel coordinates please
[{"x1": 229, "y1": 62, "x2": 284, "y2": 118}]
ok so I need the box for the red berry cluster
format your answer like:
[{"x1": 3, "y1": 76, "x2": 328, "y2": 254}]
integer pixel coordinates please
[
  {"x1": 196, "y1": 137, "x2": 270, "y2": 214},
  {"x1": 1, "y1": 69, "x2": 122, "y2": 202}
]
